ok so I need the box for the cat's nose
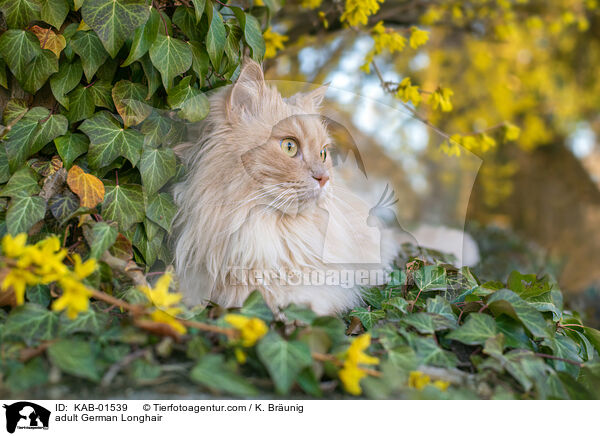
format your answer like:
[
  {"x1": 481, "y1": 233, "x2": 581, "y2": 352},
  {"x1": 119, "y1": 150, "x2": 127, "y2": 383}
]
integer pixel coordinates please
[{"x1": 312, "y1": 173, "x2": 329, "y2": 188}]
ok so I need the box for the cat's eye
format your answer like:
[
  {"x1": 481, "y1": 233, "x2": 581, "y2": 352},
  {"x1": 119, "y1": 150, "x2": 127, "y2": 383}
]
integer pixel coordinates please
[
  {"x1": 320, "y1": 147, "x2": 327, "y2": 162},
  {"x1": 280, "y1": 138, "x2": 298, "y2": 157}
]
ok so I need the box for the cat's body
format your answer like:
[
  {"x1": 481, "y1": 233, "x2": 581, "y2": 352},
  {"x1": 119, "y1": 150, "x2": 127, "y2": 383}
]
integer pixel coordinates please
[{"x1": 173, "y1": 60, "x2": 398, "y2": 315}]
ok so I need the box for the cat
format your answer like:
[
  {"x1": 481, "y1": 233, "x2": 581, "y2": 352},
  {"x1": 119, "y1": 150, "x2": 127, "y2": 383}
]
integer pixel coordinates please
[{"x1": 172, "y1": 59, "x2": 400, "y2": 315}]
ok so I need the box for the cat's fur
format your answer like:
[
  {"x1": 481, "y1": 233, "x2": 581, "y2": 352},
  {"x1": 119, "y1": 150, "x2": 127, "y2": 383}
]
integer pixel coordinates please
[{"x1": 173, "y1": 59, "x2": 398, "y2": 315}]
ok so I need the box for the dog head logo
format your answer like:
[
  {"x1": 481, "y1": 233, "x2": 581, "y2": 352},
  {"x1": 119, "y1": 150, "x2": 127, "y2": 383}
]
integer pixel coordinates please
[{"x1": 3, "y1": 402, "x2": 50, "y2": 433}]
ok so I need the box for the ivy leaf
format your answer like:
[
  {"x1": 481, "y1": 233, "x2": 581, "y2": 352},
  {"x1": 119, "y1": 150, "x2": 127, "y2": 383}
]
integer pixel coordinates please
[
  {"x1": 48, "y1": 191, "x2": 80, "y2": 224},
  {"x1": 0, "y1": 148, "x2": 10, "y2": 185},
  {"x1": 446, "y1": 313, "x2": 498, "y2": 345},
  {"x1": 67, "y1": 165, "x2": 105, "y2": 208},
  {"x1": 149, "y1": 33, "x2": 193, "y2": 90},
  {"x1": 4, "y1": 107, "x2": 50, "y2": 172},
  {"x1": 146, "y1": 193, "x2": 176, "y2": 232},
  {"x1": 30, "y1": 25, "x2": 66, "y2": 57},
  {"x1": 191, "y1": 0, "x2": 205, "y2": 22},
  {"x1": 190, "y1": 354, "x2": 258, "y2": 397},
  {"x1": 172, "y1": 7, "x2": 203, "y2": 41},
  {"x1": 54, "y1": 132, "x2": 89, "y2": 169},
  {"x1": 50, "y1": 59, "x2": 83, "y2": 109},
  {"x1": 231, "y1": 7, "x2": 265, "y2": 61},
  {"x1": 205, "y1": 5, "x2": 226, "y2": 69},
  {"x1": 70, "y1": 30, "x2": 109, "y2": 81},
  {"x1": 139, "y1": 147, "x2": 176, "y2": 196},
  {"x1": 139, "y1": 54, "x2": 161, "y2": 99},
  {"x1": 112, "y1": 79, "x2": 152, "y2": 127},
  {"x1": 122, "y1": 7, "x2": 159, "y2": 67},
  {"x1": 0, "y1": 167, "x2": 40, "y2": 198},
  {"x1": 140, "y1": 113, "x2": 172, "y2": 148},
  {"x1": 257, "y1": 332, "x2": 313, "y2": 395},
  {"x1": 79, "y1": 111, "x2": 144, "y2": 168},
  {"x1": 89, "y1": 221, "x2": 118, "y2": 258},
  {"x1": 21, "y1": 49, "x2": 59, "y2": 93},
  {"x1": 58, "y1": 310, "x2": 110, "y2": 335},
  {"x1": 88, "y1": 80, "x2": 115, "y2": 110},
  {"x1": 82, "y1": 0, "x2": 150, "y2": 58},
  {"x1": 240, "y1": 290, "x2": 273, "y2": 322},
  {"x1": 189, "y1": 41, "x2": 209, "y2": 87},
  {"x1": 413, "y1": 265, "x2": 447, "y2": 292},
  {"x1": 0, "y1": 0, "x2": 41, "y2": 28},
  {"x1": 47, "y1": 339, "x2": 101, "y2": 381},
  {"x1": 167, "y1": 76, "x2": 209, "y2": 122},
  {"x1": 414, "y1": 337, "x2": 459, "y2": 368},
  {"x1": 66, "y1": 85, "x2": 95, "y2": 123},
  {"x1": 0, "y1": 58, "x2": 6, "y2": 89},
  {"x1": 101, "y1": 182, "x2": 145, "y2": 230},
  {"x1": 6, "y1": 195, "x2": 46, "y2": 235},
  {"x1": 2, "y1": 98, "x2": 29, "y2": 126},
  {"x1": 487, "y1": 289, "x2": 551, "y2": 338},
  {"x1": 0, "y1": 30, "x2": 42, "y2": 82},
  {"x1": 2, "y1": 303, "x2": 58, "y2": 346},
  {"x1": 40, "y1": 0, "x2": 69, "y2": 29},
  {"x1": 348, "y1": 307, "x2": 385, "y2": 330}
]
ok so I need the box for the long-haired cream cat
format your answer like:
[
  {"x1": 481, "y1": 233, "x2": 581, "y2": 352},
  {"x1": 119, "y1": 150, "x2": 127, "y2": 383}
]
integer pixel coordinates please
[{"x1": 173, "y1": 59, "x2": 398, "y2": 315}]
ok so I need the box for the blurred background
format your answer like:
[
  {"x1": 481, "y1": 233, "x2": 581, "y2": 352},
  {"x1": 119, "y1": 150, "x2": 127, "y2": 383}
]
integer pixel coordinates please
[{"x1": 262, "y1": 0, "x2": 600, "y2": 325}]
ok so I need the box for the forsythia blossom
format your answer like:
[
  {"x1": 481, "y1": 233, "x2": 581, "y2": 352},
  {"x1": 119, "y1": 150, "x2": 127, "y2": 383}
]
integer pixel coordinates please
[
  {"x1": 408, "y1": 371, "x2": 450, "y2": 391},
  {"x1": 504, "y1": 123, "x2": 521, "y2": 141},
  {"x1": 409, "y1": 27, "x2": 429, "y2": 49},
  {"x1": 362, "y1": 21, "x2": 406, "y2": 72},
  {"x1": 429, "y1": 86, "x2": 454, "y2": 112},
  {"x1": 396, "y1": 77, "x2": 421, "y2": 106},
  {"x1": 263, "y1": 27, "x2": 288, "y2": 59},
  {"x1": 224, "y1": 314, "x2": 268, "y2": 347},
  {"x1": 340, "y1": 0, "x2": 384, "y2": 27},
  {"x1": 1, "y1": 234, "x2": 96, "y2": 318},
  {"x1": 141, "y1": 272, "x2": 187, "y2": 335},
  {"x1": 301, "y1": 0, "x2": 322, "y2": 9},
  {"x1": 338, "y1": 333, "x2": 380, "y2": 396}
]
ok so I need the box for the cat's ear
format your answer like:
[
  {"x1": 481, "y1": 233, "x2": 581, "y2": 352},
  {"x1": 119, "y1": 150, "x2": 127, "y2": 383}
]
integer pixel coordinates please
[
  {"x1": 227, "y1": 58, "x2": 265, "y2": 119},
  {"x1": 293, "y1": 83, "x2": 329, "y2": 111}
]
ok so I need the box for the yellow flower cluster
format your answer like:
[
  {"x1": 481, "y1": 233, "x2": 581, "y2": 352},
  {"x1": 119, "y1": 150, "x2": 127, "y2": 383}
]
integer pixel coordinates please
[
  {"x1": 441, "y1": 132, "x2": 500, "y2": 157},
  {"x1": 396, "y1": 77, "x2": 421, "y2": 106},
  {"x1": 301, "y1": 0, "x2": 322, "y2": 9},
  {"x1": 140, "y1": 272, "x2": 187, "y2": 335},
  {"x1": 429, "y1": 86, "x2": 454, "y2": 112},
  {"x1": 340, "y1": 0, "x2": 384, "y2": 27},
  {"x1": 263, "y1": 27, "x2": 288, "y2": 59},
  {"x1": 408, "y1": 371, "x2": 450, "y2": 391},
  {"x1": 338, "y1": 333, "x2": 379, "y2": 396},
  {"x1": 409, "y1": 26, "x2": 429, "y2": 49},
  {"x1": 1, "y1": 233, "x2": 96, "y2": 318},
  {"x1": 224, "y1": 314, "x2": 268, "y2": 347},
  {"x1": 361, "y1": 21, "x2": 406, "y2": 72}
]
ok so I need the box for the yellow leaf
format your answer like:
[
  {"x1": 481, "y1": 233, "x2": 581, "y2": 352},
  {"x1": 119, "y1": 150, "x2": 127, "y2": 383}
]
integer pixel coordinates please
[
  {"x1": 77, "y1": 20, "x2": 91, "y2": 31},
  {"x1": 30, "y1": 26, "x2": 66, "y2": 57},
  {"x1": 67, "y1": 165, "x2": 105, "y2": 209}
]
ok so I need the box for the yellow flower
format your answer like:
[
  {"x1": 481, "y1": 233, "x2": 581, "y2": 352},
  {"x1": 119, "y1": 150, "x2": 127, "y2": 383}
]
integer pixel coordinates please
[
  {"x1": 409, "y1": 27, "x2": 429, "y2": 49},
  {"x1": 301, "y1": 0, "x2": 322, "y2": 9},
  {"x1": 429, "y1": 86, "x2": 454, "y2": 111},
  {"x1": 263, "y1": 27, "x2": 288, "y2": 59},
  {"x1": 234, "y1": 347, "x2": 247, "y2": 364},
  {"x1": 339, "y1": 363, "x2": 367, "y2": 396},
  {"x1": 408, "y1": 370, "x2": 451, "y2": 391},
  {"x1": 224, "y1": 314, "x2": 268, "y2": 347},
  {"x1": 479, "y1": 133, "x2": 497, "y2": 152},
  {"x1": 1, "y1": 233, "x2": 28, "y2": 258},
  {"x1": 396, "y1": 77, "x2": 421, "y2": 106},
  {"x1": 149, "y1": 308, "x2": 187, "y2": 335},
  {"x1": 340, "y1": 0, "x2": 384, "y2": 27},
  {"x1": 72, "y1": 254, "x2": 97, "y2": 280},
  {"x1": 53, "y1": 276, "x2": 92, "y2": 318},
  {"x1": 433, "y1": 380, "x2": 450, "y2": 391},
  {"x1": 504, "y1": 123, "x2": 521, "y2": 141},
  {"x1": 345, "y1": 333, "x2": 380, "y2": 366},
  {"x1": 2, "y1": 269, "x2": 38, "y2": 305},
  {"x1": 371, "y1": 21, "x2": 406, "y2": 54},
  {"x1": 141, "y1": 272, "x2": 181, "y2": 308}
]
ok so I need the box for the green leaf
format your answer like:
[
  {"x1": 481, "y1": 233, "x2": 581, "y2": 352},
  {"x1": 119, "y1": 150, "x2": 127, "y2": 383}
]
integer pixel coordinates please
[
  {"x1": 30, "y1": 113, "x2": 68, "y2": 156},
  {"x1": 2, "y1": 303, "x2": 58, "y2": 346},
  {"x1": 190, "y1": 354, "x2": 258, "y2": 397},
  {"x1": 21, "y1": 49, "x2": 59, "y2": 94},
  {"x1": 542, "y1": 335, "x2": 582, "y2": 376},
  {"x1": 0, "y1": 58, "x2": 6, "y2": 89},
  {"x1": 101, "y1": 182, "x2": 145, "y2": 230},
  {"x1": 82, "y1": 0, "x2": 150, "y2": 57},
  {"x1": 79, "y1": 111, "x2": 144, "y2": 168},
  {"x1": 2, "y1": 98, "x2": 29, "y2": 126},
  {"x1": 50, "y1": 59, "x2": 83, "y2": 109},
  {"x1": 70, "y1": 30, "x2": 109, "y2": 81},
  {"x1": 172, "y1": 6, "x2": 203, "y2": 41},
  {"x1": 583, "y1": 327, "x2": 600, "y2": 354},
  {"x1": 146, "y1": 193, "x2": 176, "y2": 232},
  {"x1": 507, "y1": 270, "x2": 549, "y2": 299},
  {"x1": 6, "y1": 195, "x2": 46, "y2": 234},
  {"x1": 0, "y1": 0, "x2": 41, "y2": 28},
  {"x1": 348, "y1": 307, "x2": 385, "y2": 330},
  {"x1": 3, "y1": 107, "x2": 48, "y2": 171},
  {"x1": 139, "y1": 54, "x2": 161, "y2": 99},
  {"x1": 58, "y1": 310, "x2": 110, "y2": 335},
  {"x1": 401, "y1": 312, "x2": 455, "y2": 334},
  {"x1": 205, "y1": 5, "x2": 226, "y2": 69},
  {"x1": 6, "y1": 357, "x2": 48, "y2": 393},
  {"x1": 487, "y1": 289, "x2": 551, "y2": 338},
  {"x1": 167, "y1": 76, "x2": 209, "y2": 122},
  {"x1": 413, "y1": 265, "x2": 447, "y2": 292},
  {"x1": 112, "y1": 79, "x2": 152, "y2": 127},
  {"x1": 48, "y1": 191, "x2": 80, "y2": 224},
  {"x1": 446, "y1": 313, "x2": 498, "y2": 345},
  {"x1": 149, "y1": 33, "x2": 193, "y2": 90},
  {"x1": 47, "y1": 339, "x2": 101, "y2": 381},
  {"x1": 41, "y1": 0, "x2": 68, "y2": 29},
  {"x1": 0, "y1": 167, "x2": 40, "y2": 198},
  {"x1": 239, "y1": 290, "x2": 274, "y2": 322},
  {"x1": 140, "y1": 113, "x2": 173, "y2": 147},
  {"x1": 88, "y1": 80, "x2": 115, "y2": 110},
  {"x1": 0, "y1": 30, "x2": 41, "y2": 82},
  {"x1": 26, "y1": 284, "x2": 51, "y2": 307},
  {"x1": 414, "y1": 336, "x2": 458, "y2": 368},
  {"x1": 55, "y1": 132, "x2": 89, "y2": 169},
  {"x1": 0, "y1": 148, "x2": 8, "y2": 184},
  {"x1": 426, "y1": 295, "x2": 457, "y2": 322},
  {"x1": 122, "y1": 6, "x2": 160, "y2": 67},
  {"x1": 90, "y1": 221, "x2": 118, "y2": 258},
  {"x1": 257, "y1": 331, "x2": 313, "y2": 394},
  {"x1": 191, "y1": 0, "x2": 205, "y2": 22},
  {"x1": 138, "y1": 146, "x2": 176, "y2": 196},
  {"x1": 189, "y1": 41, "x2": 209, "y2": 86},
  {"x1": 66, "y1": 85, "x2": 95, "y2": 123},
  {"x1": 231, "y1": 7, "x2": 265, "y2": 61}
]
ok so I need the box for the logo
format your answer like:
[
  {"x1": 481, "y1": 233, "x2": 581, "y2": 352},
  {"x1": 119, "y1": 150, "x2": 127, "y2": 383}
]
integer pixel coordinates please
[{"x1": 2, "y1": 402, "x2": 50, "y2": 434}]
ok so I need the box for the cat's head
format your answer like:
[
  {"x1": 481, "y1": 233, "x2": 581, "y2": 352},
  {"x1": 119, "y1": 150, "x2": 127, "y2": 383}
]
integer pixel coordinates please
[{"x1": 226, "y1": 59, "x2": 332, "y2": 214}]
